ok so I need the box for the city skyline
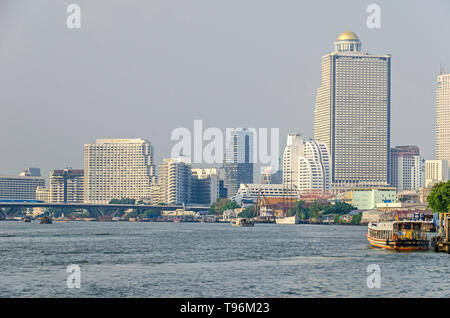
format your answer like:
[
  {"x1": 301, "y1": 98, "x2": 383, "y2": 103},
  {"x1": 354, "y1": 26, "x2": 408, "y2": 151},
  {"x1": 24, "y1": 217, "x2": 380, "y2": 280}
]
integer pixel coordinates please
[{"x1": 1, "y1": 1, "x2": 450, "y2": 179}]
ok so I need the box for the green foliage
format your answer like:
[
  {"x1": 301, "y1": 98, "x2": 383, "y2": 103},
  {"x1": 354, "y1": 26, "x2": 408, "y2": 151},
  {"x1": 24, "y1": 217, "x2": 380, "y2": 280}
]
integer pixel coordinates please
[
  {"x1": 333, "y1": 214, "x2": 341, "y2": 224},
  {"x1": 142, "y1": 209, "x2": 161, "y2": 218},
  {"x1": 109, "y1": 198, "x2": 136, "y2": 205},
  {"x1": 350, "y1": 212, "x2": 362, "y2": 225},
  {"x1": 125, "y1": 208, "x2": 161, "y2": 219},
  {"x1": 209, "y1": 198, "x2": 240, "y2": 215},
  {"x1": 286, "y1": 200, "x2": 356, "y2": 220},
  {"x1": 238, "y1": 206, "x2": 255, "y2": 218},
  {"x1": 287, "y1": 200, "x2": 310, "y2": 219},
  {"x1": 323, "y1": 201, "x2": 357, "y2": 215},
  {"x1": 427, "y1": 181, "x2": 450, "y2": 213}
]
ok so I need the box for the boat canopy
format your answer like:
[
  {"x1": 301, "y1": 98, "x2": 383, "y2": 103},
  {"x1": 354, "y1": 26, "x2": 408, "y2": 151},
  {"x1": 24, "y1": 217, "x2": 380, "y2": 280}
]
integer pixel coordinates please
[{"x1": 368, "y1": 222, "x2": 393, "y2": 231}]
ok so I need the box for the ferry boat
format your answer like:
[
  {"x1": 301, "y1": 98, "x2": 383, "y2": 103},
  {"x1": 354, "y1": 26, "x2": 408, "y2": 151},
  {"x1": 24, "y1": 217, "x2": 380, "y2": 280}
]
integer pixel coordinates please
[
  {"x1": 275, "y1": 215, "x2": 299, "y2": 225},
  {"x1": 231, "y1": 218, "x2": 254, "y2": 227},
  {"x1": 367, "y1": 221, "x2": 429, "y2": 251}
]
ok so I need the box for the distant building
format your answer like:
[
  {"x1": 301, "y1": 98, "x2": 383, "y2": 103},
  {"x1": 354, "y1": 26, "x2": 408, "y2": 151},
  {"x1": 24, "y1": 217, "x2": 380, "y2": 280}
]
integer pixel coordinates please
[
  {"x1": 191, "y1": 168, "x2": 221, "y2": 206},
  {"x1": 0, "y1": 173, "x2": 45, "y2": 200},
  {"x1": 19, "y1": 167, "x2": 42, "y2": 177},
  {"x1": 419, "y1": 186, "x2": 433, "y2": 204},
  {"x1": 234, "y1": 183, "x2": 299, "y2": 206},
  {"x1": 84, "y1": 138, "x2": 156, "y2": 203},
  {"x1": 351, "y1": 188, "x2": 396, "y2": 210},
  {"x1": 298, "y1": 140, "x2": 331, "y2": 193},
  {"x1": 314, "y1": 30, "x2": 391, "y2": 189},
  {"x1": 425, "y1": 160, "x2": 448, "y2": 187},
  {"x1": 282, "y1": 133, "x2": 304, "y2": 187},
  {"x1": 223, "y1": 128, "x2": 254, "y2": 198},
  {"x1": 157, "y1": 158, "x2": 191, "y2": 205},
  {"x1": 436, "y1": 72, "x2": 450, "y2": 164},
  {"x1": 390, "y1": 146, "x2": 424, "y2": 191},
  {"x1": 35, "y1": 187, "x2": 50, "y2": 203},
  {"x1": 282, "y1": 134, "x2": 330, "y2": 194},
  {"x1": 50, "y1": 169, "x2": 84, "y2": 203},
  {"x1": 261, "y1": 165, "x2": 282, "y2": 185}
]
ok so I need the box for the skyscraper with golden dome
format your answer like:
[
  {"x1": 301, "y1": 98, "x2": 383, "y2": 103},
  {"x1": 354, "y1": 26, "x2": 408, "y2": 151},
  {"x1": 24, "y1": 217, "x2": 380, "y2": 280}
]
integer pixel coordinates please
[{"x1": 314, "y1": 30, "x2": 391, "y2": 191}]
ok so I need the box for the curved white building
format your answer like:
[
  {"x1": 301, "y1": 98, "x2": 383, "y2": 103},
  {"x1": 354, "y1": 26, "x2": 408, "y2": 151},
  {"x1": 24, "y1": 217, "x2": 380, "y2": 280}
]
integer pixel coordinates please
[
  {"x1": 282, "y1": 133, "x2": 304, "y2": 187},
  {"x1": 299, "y1": 141, "x2": 331, "y2": 192},
  {"x1": 282, "y1": 134, "x2": 331, "y2": 194}
]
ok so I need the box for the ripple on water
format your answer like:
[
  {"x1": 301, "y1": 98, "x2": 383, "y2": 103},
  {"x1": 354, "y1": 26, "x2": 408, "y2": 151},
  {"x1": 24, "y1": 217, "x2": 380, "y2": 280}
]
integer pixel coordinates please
[{"x1": 0, "y1": 222, "x2": 447, "y2": 297}]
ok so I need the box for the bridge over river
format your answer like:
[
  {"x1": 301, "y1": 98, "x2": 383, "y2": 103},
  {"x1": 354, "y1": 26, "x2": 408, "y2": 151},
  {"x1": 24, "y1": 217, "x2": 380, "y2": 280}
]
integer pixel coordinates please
[{"x1": 0, "y1": 201, "x2": 210, "y2": 219}]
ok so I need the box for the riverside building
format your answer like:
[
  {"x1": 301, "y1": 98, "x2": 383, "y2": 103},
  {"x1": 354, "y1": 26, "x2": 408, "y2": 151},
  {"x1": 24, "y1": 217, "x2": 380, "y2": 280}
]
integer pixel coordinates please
[
  {"x1": 314, "y1": 30, "x2": 391, "y2": 190},
  {"x1": 83, "y1": 138, "x2": 156, "y2": 204}
]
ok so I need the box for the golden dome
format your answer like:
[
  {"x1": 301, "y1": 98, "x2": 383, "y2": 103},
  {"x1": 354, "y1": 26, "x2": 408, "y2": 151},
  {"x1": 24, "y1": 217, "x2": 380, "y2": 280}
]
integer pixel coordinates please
[{"x1": 337, "y1": 30, "x2": 359, "y2": 41}]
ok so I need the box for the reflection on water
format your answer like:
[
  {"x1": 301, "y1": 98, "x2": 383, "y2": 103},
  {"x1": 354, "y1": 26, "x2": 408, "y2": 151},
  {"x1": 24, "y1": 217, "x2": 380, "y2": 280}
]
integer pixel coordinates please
[{"x1": 0, "y1": 222, "x2": 448, "y2": 297}]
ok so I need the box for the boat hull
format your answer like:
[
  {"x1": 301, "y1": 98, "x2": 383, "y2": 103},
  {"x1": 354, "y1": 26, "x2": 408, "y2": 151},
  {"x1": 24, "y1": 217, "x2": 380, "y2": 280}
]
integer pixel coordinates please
[
  {"x1": 367, "y1": 234, "x2": 429, "y2": 251},
  {"x1": 275, "y1": 216, "x2": 299, "y2": 225}
]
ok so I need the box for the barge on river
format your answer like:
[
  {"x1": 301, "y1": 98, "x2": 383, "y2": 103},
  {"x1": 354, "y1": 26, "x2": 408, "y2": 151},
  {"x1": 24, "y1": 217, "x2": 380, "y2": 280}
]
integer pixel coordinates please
[{"x1": 367, "y1": 220, "x2": 429, "y2": 251}]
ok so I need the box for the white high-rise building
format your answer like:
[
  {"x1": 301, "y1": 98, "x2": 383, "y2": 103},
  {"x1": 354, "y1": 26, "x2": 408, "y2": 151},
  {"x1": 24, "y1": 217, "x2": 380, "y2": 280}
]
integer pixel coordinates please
[
  {"x1": 50, "y1": 169, "x2": 84, "y2": 203},
  {"x1": 436, "y1": 72, "x2": 450, "y2": 165},
  {"x1": 84, "y1": 138, "x2": 156, "y2": 203},
  {"x1": 390, "y1": 146, "x2": 424, "y2": 191},
  {"x1": 314, "y1": 30, "x2": 391, "y2": 190},
  {"x1": 282, "y1": 133, "x2": 304, "y2": 187},
  {"x1": 425, "y1": 160, "x2": 449, "y2": 187},
  {"x1": 282, "y1": 134, "x2": 331, "y2": 194},
  {"x1": 157, "y1": 158, "x2": 191, "y2": 205},
  {"x1": 299, "y1": 141, "x2": 331, "y2": 193}
]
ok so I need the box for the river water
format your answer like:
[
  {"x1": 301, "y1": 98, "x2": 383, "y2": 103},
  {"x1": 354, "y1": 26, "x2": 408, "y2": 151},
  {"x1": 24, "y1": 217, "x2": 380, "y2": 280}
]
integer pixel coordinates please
[{"x1": 0, "y1": 221, "x2": 448, "y2": 297}]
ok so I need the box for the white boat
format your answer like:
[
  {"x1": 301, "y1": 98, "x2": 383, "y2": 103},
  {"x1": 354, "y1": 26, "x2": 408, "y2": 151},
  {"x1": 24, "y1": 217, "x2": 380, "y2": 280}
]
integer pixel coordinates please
[
  {"x1": 231, "y1": 218, "x2": 254, "y2": 227},
  {"x1": 275, "y1": 215, "x2": 299, "y2": 225}
]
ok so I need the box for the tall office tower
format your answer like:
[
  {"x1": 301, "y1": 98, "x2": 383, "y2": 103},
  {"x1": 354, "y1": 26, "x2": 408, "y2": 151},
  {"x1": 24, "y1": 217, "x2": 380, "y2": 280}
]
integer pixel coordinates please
[
  {"x1": 298, "y1": 140, "x2": 331, "y2": 193},
  {"x1": 425, "y1": 160, "x2": 449, "y2": 187},
  {"x1": 314, "y1": 30, "x2": 391, "y2": 190},
  {"x1": 390, "y1": 146, "x2": 424, "y2": 191},
  {"x1": 282, "y1": 133, "x2": 304, "y2": 187},
  {"x1": 157, "y1": 158, "x2": 191, "y2": 205},
  {"x1": 49, "y1": 169, "x2": 84, "y2": 203},
  {"x1": 191, "y1": 168, "x2": 220, "y2": 205},
  {"x1": 436, "y1": 72, "x2": 450, "y2": 167},
  {"x1": 223, "y1": 128, "x2": 254, "y2": 198},
  {"x1": 84, "y1": 138, "x2": 156, "y2": 203}
]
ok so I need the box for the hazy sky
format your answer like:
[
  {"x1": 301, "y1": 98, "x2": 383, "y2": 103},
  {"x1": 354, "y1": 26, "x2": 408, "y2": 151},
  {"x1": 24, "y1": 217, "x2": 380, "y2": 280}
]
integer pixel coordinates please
[{"x1": 0, "y1": 0, "x2": 449, "y2": 179}]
